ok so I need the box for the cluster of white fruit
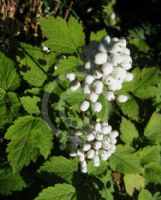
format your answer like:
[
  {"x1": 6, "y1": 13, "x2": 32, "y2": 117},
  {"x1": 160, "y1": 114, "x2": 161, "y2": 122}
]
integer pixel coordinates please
[
  {"x1": 70, "y1": 121, "x2": 118, "y2": 173},
  {"x1": 66, "y1": 35, "x2": 133, "y2": 113},
  {"x1": 65, "y1": 36, "x2": 134, "y2": 172}
]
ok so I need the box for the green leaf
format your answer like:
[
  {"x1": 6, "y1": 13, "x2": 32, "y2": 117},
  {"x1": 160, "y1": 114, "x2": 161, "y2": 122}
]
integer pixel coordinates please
[
  {"x1": 5, "y1": 116, "x2": 53, "y2": 173},
  {"x1": 120, "y1": 68, "x2": 141, "y2": 93},
  {"x1": 17, "y1": 43, "x2": 55, "y2": 87},
  {"x1": 65, "y1": 89, "x2": 86, "y2": 106},
  {"x1": 90, "y1": 30, "x2": 107, "y2": 41},
  {"x1": 120, "y1": 118, "x2": 138, "y2": 145},
  {"x1": 129, "y1": 38, "x2": 150, "y2": 52},
  {"x1": 24, "y1": 87, "x2": 40, "y2": 95},
  {"x1": 144, "y1": 112, "x2": 161, "y2": 143},
  {"x1": 0, "y1": 92, "x2": 20, "y2": 128},
  {"x1": 39, "y1": 16, "x2": 85, "y2": 54},
  {"x1": 20, "y1": 96, "x2": 40, "y2": 115},
  {"x1": 0, "y1": 167, "x2": 26, "y2": 195},
  {"x1": 138, "y1": 189, "x2": 153, "y2": 200},
  {"x1": 96, "y1": 93, "x2": 111, "y2": 121},
  {"x1": 55, "y1": 56, "x2": 82, "y2": 75},
  {"x1": 44, "y1": 81, "x2": 64, "y2": 94},
  {"x1": 0, "y1": 87, "x2": 6, "y2": 99},
  {"x1": 35, "y1": 184, "x2": 76, "y2": 200},
  {"x1": 133, "y1": 67, "x2": 159, "y2": 99},
  {"x1": 144, "y1": 162, "x2": 161, "y2": 184},
  {"x1": 119, "y1": 97, "x2": 139, "y2": 121},
  {"x1": 0, "y1": 52, "x2": 20, "y2": 91},
  {"x1": 121, "y1": 67, "x2": 159, "y2": 99},
  {"x1": 124, "y1": 174, "x2": 145, "y2": 196},
  {"x1": 139, "y1": 146, "x2": 161, "y2": 165},
  {"x1": 38, "y1": 156, "x2": 78, "y2": 184},
  {"x1": 134, "y1": 86, "x2": 158, "y2": 99},
  {"x1": 99, "y1": 171, "x2": 114, "y2": 200},
  {"x1": 109, "y1": 145, "x2": 142, "y2": 174}
]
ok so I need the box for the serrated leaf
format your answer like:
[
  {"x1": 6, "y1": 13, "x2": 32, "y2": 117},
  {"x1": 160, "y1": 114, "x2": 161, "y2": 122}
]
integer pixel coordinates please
[
  {"x1": 121, "y1": 67, "x2": 159, "y2": 99},
  {"x1": 139, "y1": 146, "x2": 161, "y2": 165},
  {"x1": 35, "y1": 184, "x2": 76, "y2": 200},
  {"x1": 109, "y1": 145, "x2": 142, "y2": 174},
  {"x1": 90, "y1": 30, "x2": 107, "y2": 41},
  {"x1": 55, "y1": 56, "x2": 82, "y2": 75},
  {"x1": 64, "y1": 89, "x2": 86, "y2": 106},
  {"x1": 144, "y1": 162, "x2": 161, "y2": 184},
  {"x1": 134, "y1": 86, "x2": 158, "y2": 99},
  {"x1": 17, "y1": 43, "x2": 55, "y2": 87},
  {"x1": 138, "y1": 189, "x2": 153, "y2": 200},
  {"x1": 0, "y1": 92, "x2": 20, "y2": 128},
  {"x1": 39, "y1": 16, "x2": 85, "y2": 54},
  {"x1": 119, "y1": 97, "x2": 139, "y2": 121},
  {"x1": 129, "y1": 38, "x2": 150, "y2": 52},
  {"x1": 38, "y1": 156, "x2": 78, "y2": 183},
  {"x1": 120, "y1": 118, "x2": 138, "y2": 145},
  {"x1": 133, "y1": 67, "x2": 159, "y2": 99},
  {"x1": 0, "y1": 52, "x2": 20, "y2": 91},
  {"x1": 0, "y1": 167, "x2": 26, "y2": 195},
  {"x1": 96, "y1": 93, "x2": 111, "y2": 121},
  {"x1": 124, "y1": 174, "x2": 145, "y2": 196},
  {"x1": 144, "y1": 112, "x2": 161, "y2": 143},
  {"x1": 120, "y1": 68, "x2": 141, "y2": 93},
  {"x1": 5, "y1": 116, "x2": 53, "y2": 173},
  {"x1": 20, "y1": 96, "x2": 40, "y2": 115}
]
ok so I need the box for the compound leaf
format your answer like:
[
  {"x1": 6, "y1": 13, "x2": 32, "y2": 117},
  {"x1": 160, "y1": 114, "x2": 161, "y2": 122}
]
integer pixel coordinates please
[{"x1": 39, "y1": 16, "x2": 85, "y2": 54}]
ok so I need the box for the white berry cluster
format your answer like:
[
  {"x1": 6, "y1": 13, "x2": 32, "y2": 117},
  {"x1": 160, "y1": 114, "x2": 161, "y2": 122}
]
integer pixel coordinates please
[
  {"x1": 66, "y1": 35, "x2": 133, "y2": 113},
  {"x1": 70, "y1": 122, "x2": 118, "y2": 173}
]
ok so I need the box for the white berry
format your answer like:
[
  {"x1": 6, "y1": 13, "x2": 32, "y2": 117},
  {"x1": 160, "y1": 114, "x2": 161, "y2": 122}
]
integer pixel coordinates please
[
  {"x1": 117, "y1": 95, "x2": 128, "y2": 103},
  {"x1": 85, "y1": 75, "x2": 95, "y2": 85},
  {"x1": 89, "y1": 92, "x2": 99, "y2": 103},
  {"x1": 66, "y1": 73, "x2": 76, "y2": 81},
  {"x1": 87, "y1": 149, "x2": 95, "y2": 159},
  {"x1": 83, "y1": 84, "x2": 91, "y2": 94},
  {"x1": 94, "y1": 80, "x2": 104, "y2": 94},
  {"x1": 86, "y1": 133, "x2": 95, "y2": 141},
  {"x1": 92, "y1": 102, "x2": 102, "y2": 112},
  {"x1": 80, "y1": 100, "x2": 90, "y2": 112},
  {"x1": 93, "y1": 155, "x2": 100, "y2": 167},
  {"x1": 94, "y1": 52, "x2": 108, "y2": 65},
  {"x1": 70, "y1": 80, "x2": 80, "y2": 91},
  {"x1": 102, "y1": 62, "x2": 113, "y2": 75},
  {"x1": 105, "y1": 91, "x2": 115, "y2": 101},
  {"x1": 83, "y1": 144, "x2": 91, "y2": 152}
]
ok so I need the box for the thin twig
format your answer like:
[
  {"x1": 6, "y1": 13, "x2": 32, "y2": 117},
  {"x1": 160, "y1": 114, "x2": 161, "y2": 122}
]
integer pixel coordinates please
[
  {"x1": 64, "y1": 0, "x2": 73, "y2": 20},
  {"x1": 51, "y1": 1, "x2": 60, "y2": 16}
]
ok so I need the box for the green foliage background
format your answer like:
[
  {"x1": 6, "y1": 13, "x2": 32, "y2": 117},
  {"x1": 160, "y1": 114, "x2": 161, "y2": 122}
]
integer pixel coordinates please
[{"x1": 0, "y1": 0, "x2": 161, "y2": 199}]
